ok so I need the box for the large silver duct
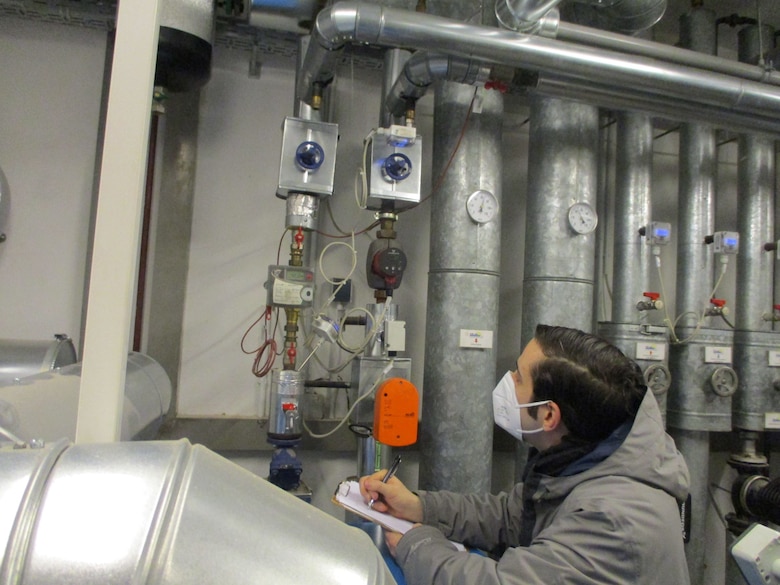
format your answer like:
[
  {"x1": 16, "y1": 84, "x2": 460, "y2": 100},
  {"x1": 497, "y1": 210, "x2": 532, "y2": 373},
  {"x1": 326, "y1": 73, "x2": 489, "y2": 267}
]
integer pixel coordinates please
[
  {"x1": 297, "y1": 2, "x2": 780, "y2": 137},
  {"x1": 0, "y1": 352, "x2": 172, "y2": 442},
  {"x1": 0, "y1": 335, "x2": 77, "y2": 386},
  {"x1": 419, "y1": 82, "x2": 503, "y2": 493},
  {"x1": 732, "y1": 24, "x2": 780, "y2": 433},
  {"x1": 0, "y1": 439, "x2": 396, "y2": 585},
  {"x1": 666, "y1": 8, "x2": 725, "y2": 585}
]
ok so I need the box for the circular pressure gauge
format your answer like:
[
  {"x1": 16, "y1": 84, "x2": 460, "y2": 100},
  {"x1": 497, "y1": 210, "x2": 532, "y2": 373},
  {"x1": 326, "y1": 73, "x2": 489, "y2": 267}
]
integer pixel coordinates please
[
  {"x1": 567, "y1": 202, "x2": 598, "y2": 235},
  {"x1": 466, "y1": 190, "x2": 498, "y2": 224}
]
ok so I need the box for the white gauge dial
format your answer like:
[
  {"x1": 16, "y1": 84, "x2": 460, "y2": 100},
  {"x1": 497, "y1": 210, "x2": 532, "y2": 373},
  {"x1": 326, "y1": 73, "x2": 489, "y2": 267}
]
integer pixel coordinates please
[
  {"x1": 567, "y1": 202, "x2": 598, "y2": 235},
  {"x1": 466, "y1": 190, "x2": 498, "y2": 224}
]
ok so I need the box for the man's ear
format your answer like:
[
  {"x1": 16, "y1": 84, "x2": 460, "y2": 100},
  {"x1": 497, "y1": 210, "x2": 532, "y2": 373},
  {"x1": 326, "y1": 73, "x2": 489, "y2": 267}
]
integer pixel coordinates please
[{"x1": 542, "y1": 401, "x2": 564, "y2": 431}]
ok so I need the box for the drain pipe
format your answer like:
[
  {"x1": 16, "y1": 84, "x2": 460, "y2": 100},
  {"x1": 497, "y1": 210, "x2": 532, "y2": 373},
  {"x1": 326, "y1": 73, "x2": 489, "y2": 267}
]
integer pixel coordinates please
[
  {"x1": 727, "y1": 23, "x2": 779, "y2": 585},
  {"x1": 296, "y1": 2, "x2": 780, "y2": 136},
  {"x1": 666, "y1": 8, "x2": 734, "y2": 585}
]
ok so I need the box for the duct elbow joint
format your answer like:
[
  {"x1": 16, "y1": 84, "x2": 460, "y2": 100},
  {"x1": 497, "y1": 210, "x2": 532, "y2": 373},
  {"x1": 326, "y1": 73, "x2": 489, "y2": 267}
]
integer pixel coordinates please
[{"x1": 495, "y1": 0, "x2": 560, "y2": 37}]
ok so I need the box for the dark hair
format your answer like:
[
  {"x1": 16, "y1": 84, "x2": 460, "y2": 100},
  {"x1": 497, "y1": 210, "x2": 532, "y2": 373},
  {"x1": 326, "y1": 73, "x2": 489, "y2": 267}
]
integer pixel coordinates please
[{"x1": 528, "y1": 324, "x2": 647, "y2": 442}]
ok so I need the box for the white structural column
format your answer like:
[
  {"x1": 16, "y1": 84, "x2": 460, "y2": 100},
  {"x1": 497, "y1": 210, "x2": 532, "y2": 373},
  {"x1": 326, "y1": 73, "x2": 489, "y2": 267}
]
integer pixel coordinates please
[{"x1": 76, "y1": 0, "x2": 161, "y2": 443}]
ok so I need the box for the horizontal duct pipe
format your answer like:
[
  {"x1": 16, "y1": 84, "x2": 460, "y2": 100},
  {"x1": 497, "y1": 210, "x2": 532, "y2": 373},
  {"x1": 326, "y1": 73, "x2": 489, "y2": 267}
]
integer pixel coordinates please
[
  {"x1": 555, "y1": 21, "x2": 780, "y2": 86},
  {"x1": 298, "y1": 2, "x2": 780, "y2": 136}
]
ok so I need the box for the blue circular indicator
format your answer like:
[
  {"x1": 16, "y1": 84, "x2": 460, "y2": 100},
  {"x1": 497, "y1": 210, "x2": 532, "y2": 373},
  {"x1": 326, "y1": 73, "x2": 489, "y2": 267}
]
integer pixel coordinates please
[
  {"x1": 295, "y1": 141, "x2": 325, "y2": 170},
  {"x1": 383, "y1": 153, "x2": 413, "y2": 182}
]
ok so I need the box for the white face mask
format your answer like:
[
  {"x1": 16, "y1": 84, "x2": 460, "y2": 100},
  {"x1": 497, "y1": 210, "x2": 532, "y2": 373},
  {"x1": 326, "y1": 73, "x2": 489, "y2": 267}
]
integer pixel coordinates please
[{"x1": 491, "y1": 371, "x2": 550, "y2": 442}]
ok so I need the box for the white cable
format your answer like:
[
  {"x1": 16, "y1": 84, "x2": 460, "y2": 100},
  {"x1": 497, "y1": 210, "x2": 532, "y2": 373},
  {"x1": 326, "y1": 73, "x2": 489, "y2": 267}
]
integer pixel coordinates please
[
  {"x1": 303, "y1": 359, "x2": 395, "y2": 439},
  {"x1": 655, "y1": 252, "x2": 680, "y2": 344},
  {"x1": 316, "y1": 232, "x2": 358, "y2": 316}
]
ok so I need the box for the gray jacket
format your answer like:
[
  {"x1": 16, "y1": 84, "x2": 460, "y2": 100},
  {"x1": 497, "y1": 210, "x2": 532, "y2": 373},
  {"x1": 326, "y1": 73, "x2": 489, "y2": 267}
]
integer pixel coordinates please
[{"x1": 395, "y1": 391, "x2": 691, "y2": 585}]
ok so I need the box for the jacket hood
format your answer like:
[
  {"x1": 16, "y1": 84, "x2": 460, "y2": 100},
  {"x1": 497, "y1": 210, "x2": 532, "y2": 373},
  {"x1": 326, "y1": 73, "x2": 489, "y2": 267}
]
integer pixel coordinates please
[{"x1": 539, "y1": 390, "x2": 690, "y2": 502}]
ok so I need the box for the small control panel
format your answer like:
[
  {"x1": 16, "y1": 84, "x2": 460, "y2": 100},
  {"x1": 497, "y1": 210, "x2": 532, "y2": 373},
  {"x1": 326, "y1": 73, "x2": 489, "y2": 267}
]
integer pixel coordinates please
[{"x1": 266, "y1": 265, "x2": 315, "y2": 307}]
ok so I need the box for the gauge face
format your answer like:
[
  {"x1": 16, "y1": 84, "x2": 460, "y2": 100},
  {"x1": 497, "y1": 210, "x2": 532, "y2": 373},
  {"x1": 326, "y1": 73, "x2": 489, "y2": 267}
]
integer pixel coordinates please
[
  {"x1": 466, "y1": 190, "x2": 498, "y2": 224},
  {"x1": 567, "y1": 202, "x2": 598, "y2": 235}
]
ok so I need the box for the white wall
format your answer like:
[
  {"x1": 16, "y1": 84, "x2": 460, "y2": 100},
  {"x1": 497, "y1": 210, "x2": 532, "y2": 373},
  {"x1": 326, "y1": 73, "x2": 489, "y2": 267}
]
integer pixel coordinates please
[{"x1": 0, "y1": 18, "x2": 106, "y2": 349}]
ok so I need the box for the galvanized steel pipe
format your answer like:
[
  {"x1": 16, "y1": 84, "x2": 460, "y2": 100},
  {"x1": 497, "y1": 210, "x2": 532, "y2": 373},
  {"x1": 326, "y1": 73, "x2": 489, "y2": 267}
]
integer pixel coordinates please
[
  {"x1": 733, "y1": 24, "x2": 780, "y2": 432},
  {"x1": 420, "y1": 83, "x2": 503, "y2": 493},
  {"x1": 521, "y1": 96, "x2": 599, "y2": 345},
  {"x1": 612, "y1": 112, "x2": 653, "y2": 324}
]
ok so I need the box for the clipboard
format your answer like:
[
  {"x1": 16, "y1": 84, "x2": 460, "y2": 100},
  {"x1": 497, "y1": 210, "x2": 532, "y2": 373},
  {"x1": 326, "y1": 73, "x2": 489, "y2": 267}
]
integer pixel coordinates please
[{"x1": 332, "y1": 480, "x2": 414, "y2": 534}]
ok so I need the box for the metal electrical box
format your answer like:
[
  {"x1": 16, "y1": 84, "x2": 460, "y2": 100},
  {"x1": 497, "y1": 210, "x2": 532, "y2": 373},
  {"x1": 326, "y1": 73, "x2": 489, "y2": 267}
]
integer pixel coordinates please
[
  {"x1": 366, "y1": 126, "x2": 422, "y2": 209},
  {"x1": 277, "y1": 117, "x2": 339, "y2": 199}
]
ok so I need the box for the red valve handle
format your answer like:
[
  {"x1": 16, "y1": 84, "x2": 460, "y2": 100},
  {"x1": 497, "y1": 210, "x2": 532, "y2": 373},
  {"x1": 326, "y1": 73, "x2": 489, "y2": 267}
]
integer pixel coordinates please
[
  {"x1": 294, "y1": 227, "x2": 304, "y2": 247},
  {"x1": 710, "y1": 298, "x2": 726, "y2": 307},
  {"x1": 643, "y1": 292, "x2": 660, "y2": 301}
]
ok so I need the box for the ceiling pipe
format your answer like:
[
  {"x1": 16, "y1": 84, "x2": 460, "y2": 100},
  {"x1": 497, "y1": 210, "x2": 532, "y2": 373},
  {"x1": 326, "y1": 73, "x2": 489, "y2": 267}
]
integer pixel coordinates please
[
  {"x1": 555, "y1": 21, "x2": 780, "y2": 86},
  {"x1": 384, "y1": 52, "x2": 492, "y2": 118},
  {"x1": 297, "y1": 2, "x2": 780, "y2": 136}
]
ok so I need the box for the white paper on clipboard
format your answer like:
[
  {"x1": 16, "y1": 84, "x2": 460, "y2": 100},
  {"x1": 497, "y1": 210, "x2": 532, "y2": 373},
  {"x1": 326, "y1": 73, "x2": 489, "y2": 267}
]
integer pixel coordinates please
[{"x1": 333, "y1": 480, "x2": 415, "y2": 533}]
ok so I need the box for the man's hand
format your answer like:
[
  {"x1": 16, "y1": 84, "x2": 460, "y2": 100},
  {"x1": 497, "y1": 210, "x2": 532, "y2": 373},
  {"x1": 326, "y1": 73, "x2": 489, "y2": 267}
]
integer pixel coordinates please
[{"x1": 359, "y1": 470, "x2": 424, "y2": 523}]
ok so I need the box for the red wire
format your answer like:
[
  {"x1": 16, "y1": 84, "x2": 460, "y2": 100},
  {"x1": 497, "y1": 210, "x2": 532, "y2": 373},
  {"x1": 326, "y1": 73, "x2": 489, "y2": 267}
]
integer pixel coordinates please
[{"x1": 240, "y1": 306, "x2": 278, "y2": 377}]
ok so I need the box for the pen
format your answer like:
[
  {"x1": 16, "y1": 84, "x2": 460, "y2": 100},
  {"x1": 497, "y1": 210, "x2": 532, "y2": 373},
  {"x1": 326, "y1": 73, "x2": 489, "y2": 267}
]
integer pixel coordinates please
[{"x1": 367, "y1": 454, "x2": 402, "y2": 509}]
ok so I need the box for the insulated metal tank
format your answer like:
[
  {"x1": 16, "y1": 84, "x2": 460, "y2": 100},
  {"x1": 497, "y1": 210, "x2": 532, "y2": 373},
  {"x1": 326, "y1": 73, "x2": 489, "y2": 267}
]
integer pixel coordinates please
[{"x1": 0, "y1": 439, "x2": 396, "y2": 585}]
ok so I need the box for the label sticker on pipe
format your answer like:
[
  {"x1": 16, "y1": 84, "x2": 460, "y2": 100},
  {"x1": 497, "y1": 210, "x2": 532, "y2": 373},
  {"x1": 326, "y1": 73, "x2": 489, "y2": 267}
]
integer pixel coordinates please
[
  {"x1": 459, "y1": 329, "x2": 493, "y2": 349},
  {"x1": 765, "y1": 413, "x2": 780, "y2": 430},
  {"x1": 768, "y1": 350, "x2": 780, "y2": 367},
  {"x1": 636, "y1": 342, "x2": 666, "y2": 361},
  {"x1": 704, "y1": 346, "x2": 732, "y2": 364}
]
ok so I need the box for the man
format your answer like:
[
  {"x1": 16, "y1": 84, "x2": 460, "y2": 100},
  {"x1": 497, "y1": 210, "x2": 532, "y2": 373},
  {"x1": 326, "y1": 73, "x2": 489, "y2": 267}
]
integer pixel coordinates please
[{"x1": 360, "y1": 324, "x2": 690, "y2": 585}]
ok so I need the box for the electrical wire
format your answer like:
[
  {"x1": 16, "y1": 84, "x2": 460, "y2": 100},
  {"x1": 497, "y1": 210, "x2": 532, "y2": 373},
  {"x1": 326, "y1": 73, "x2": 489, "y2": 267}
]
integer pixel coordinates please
[
  {"x1": 240, "y1": 305, "x2": 280, "y2": 377},
  {"x1": 302, "y1": 359, "x2": 395, "y2": 439}
]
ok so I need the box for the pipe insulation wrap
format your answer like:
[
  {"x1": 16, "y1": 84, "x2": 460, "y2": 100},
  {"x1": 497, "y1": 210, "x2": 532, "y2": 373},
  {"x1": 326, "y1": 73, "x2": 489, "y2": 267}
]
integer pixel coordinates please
[
  {"x1": 0, "y1": 440, "x2": 396, "y2": 585},
  {"x1": 611, "y1": 112, "x2": 653, "y2": 324},
  {"x1": 521, "y1": 96, "x2": 598, "y2": 343},
  {"x1": 420, "y1": 83, "x2": 503, "y2": 493},
  {"x1": 386, "y1": 52, "x2": 491, "y2": 117},
  {"x1": 0, "y1": 352, "x2": 172, "y2": 442}
]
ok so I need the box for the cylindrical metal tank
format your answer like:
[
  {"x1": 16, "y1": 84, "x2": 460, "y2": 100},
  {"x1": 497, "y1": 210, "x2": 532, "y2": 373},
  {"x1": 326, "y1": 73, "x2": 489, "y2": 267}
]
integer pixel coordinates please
[
  {"x1": 0, "y1": 439, "x2": 396, "y2": 585},
  {"x1": 0, "y1": 352, "x2": 171, "y2": 442},
  {"x1": 0, "y1": 335, "x2": 77, "y2": 386}
]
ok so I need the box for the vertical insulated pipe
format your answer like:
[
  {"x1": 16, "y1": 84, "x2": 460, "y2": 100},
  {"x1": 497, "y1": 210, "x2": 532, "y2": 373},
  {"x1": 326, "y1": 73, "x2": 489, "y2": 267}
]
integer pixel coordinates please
[
  {"x1": 733, "y1": 24, "x2": 779, "y2": 432},
  {"x1": 420, "y1": 82, "x2": 503, "y2": 493},
  {"x1": 667, "y1": 8, "x2": 718, "y2": 585},
  {"x1": 520, "y1": 95, "x2": 599, "y2": 347},
  {"x1": 611, "y1": 112, "x2": 653, "y2": 324}
]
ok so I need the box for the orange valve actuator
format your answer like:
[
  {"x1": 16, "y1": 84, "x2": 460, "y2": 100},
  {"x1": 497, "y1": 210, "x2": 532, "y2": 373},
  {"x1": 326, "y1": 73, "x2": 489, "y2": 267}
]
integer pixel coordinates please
[{"x1": 373, "y1": 378, "x2": 419, "y2": 447}]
